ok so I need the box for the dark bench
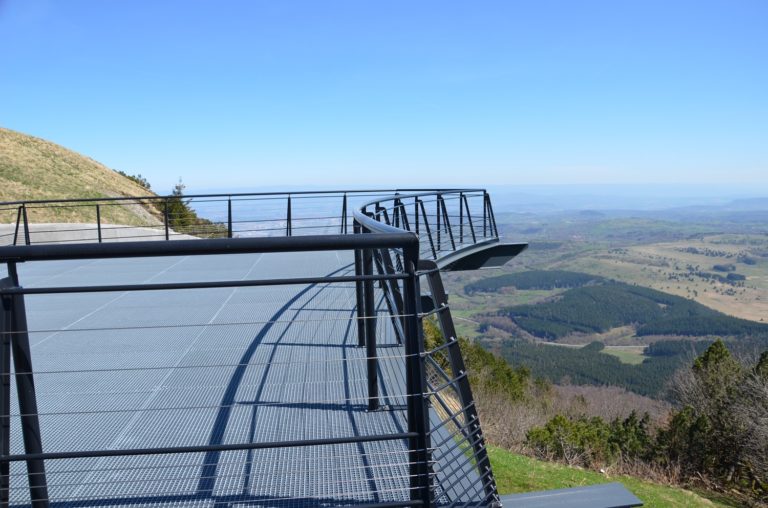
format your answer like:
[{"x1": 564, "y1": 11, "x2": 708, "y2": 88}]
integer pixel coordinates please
[{"x1": 499, "y1": 482, "x2": 643, "y2": 507}]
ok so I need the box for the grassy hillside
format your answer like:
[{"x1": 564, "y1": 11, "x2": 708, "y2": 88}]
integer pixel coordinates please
[
  {"x1": 488, "y1": 446, "x2": 739, "y2": 507},
  {"x1": 0, "y1": 127, "x2": 158, "y2": 224}
]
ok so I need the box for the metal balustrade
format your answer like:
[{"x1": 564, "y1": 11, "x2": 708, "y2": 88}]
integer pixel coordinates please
[
  {"x1": 0, "y1": 190, "x2": 498, "y2": 253},
  {"x1": 0, "y1": 189, "x2": 520, "y2": 508}
]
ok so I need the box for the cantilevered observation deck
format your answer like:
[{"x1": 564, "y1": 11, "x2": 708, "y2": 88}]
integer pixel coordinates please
[{"x1": 0, "y1": 189, "x2": 529, "y2": 507}]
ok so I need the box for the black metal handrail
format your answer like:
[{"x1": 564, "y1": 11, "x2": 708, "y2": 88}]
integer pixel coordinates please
[
  {"x1": 0, "y1": 189, "x2": 493, "y2": 247},
  {"x1": 351, "y1": 190, "x2": 501, "y2": 504},
  {"x1": 0, "y1": 233, "x2": 430, "y2": 507},
  {"x1": 0, "y1": 188, "x2": 506, "y2": 507},
  {"x1": 352, "y1": 190, "x2": 499, "y2": 262}
]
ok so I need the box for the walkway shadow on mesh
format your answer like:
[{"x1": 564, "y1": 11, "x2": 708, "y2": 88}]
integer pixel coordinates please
[{"x1": 196, "y1": 264, "x2": 397, "y2": 506}]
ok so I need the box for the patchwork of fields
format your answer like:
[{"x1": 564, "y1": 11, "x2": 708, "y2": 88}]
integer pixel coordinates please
[{"x1": 442, "y1": 215, "x2": 768, "y2": 400}]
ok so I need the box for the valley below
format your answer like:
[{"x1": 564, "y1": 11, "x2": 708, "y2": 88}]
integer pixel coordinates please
[{"x1": 444, "y1": 207, "x2": 768, "y2": 401}]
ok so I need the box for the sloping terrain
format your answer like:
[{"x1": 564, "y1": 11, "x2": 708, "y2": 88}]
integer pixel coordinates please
[{"x1": 0, "y1": 127, "x2": 158, "y2": 224}]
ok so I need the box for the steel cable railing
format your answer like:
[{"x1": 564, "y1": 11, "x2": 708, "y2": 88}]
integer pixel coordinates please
[
  {"x1": 0, "y1": 189, "x2": 498, "y2": 248},
  {"x1": 0, "y1": 234, "x2": 439, "y2": 507},
  {"x1": 0, "y1": 189, "x2": 505, "y2": 507},
  {"x1": 352, "y1": 191, "x2": 502, "y2": 506}
]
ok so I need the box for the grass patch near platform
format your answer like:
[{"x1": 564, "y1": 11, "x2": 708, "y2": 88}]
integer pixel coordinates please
[{"x1": 488, "y1": 445, "x2": 740, "y2": 508}]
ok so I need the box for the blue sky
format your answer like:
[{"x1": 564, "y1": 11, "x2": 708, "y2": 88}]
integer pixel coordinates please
[{"x1": 1, "y1": 1, "x2": 766, "y2": 193}]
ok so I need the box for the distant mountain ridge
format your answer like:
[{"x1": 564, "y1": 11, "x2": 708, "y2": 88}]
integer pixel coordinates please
[{"x1": 0, "y1": 127, "x2": 158, "y2": 224}]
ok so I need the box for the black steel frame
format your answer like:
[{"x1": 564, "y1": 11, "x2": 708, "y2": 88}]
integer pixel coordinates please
[
  {"x1": 1, "y1": 189, "x2": 498, "y2": 253},
  {"x1": 0, "y1": 189, "x2": 504, "y2": 507},
  {"x1": 353, "y1": 193, "x2": 500, "y2": 505}
]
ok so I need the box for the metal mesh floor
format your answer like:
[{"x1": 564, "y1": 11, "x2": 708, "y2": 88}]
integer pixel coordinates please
[{"x1": 5, "y1": 251, "x2": 482, "y2": 507}]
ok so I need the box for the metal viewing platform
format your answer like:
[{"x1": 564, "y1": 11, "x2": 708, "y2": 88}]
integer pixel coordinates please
[{"x1": 0, "y1": 189, "x2": 640, "y2": 508}]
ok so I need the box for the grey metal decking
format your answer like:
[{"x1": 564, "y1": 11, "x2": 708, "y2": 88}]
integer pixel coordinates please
[{"x1": 6, "y1": 250, "x2": 480, "y2": 506}]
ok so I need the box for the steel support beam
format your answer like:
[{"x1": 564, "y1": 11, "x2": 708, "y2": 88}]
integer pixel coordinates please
[
  {"x1": 163, "y1": 199, "x2": 170, "y2": 241},
  {"x1": 12, "y1": 207, "x2": 22, "y2": 247},
  {"x1": 96, "y1": 205, "x2": 102, "y2": 243},
  {"x1": 402, "y1": 248, "x2": 432, "y2": 506},
  {"x1": 0, "y1": 282, "x2": 10, "y2": 508},
  {"x1": 227, "y1": 198, "x2": 233, "y2": 239},
  {"x1": 353, "y1": 221, "x2": 366, "y2": 347},
  {"x1": 21, "y1": 206, "x2": 30, "y2": 246},
  {"x1": 361, "y1": 224, "x2": 379, "y2": 410},
  {"x1": 1, "y1": 270, "x2": 48, "y2": 508},
  {"x1": 418, "y1": 259, "x2": 498, "y2": 503}
]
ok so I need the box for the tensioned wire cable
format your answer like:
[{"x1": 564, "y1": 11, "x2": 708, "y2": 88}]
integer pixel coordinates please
[
  {"x1": 3, "y1": 349, "x2": 453, "y2": 380},
  {"x1": 7, "y1": 452, "x2": 428, "y2": 480},
  {"x1": 8, "y1": 391, "x2": 428, "y2": 417},
  {"x1": 3, "y1": 200, "x2": 492, "y2": 503},
  {"x1": 12, "y1": 311, "x2": 420, "y2": 336},
  {"x1": 2, "y1": 339, "x2": 456, "y2": 377},
  {"x1": 1, "y1": 349, "x2": 419, "y2": 377},
  {"x1": 2, "y1": 470, "x2": 430, "y2": 492},
  {"x1": 7, "y1": 484, "x2": 429, "y2": 505}
]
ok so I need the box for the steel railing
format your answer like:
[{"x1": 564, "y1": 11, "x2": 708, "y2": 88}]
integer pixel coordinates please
[
  {"x1": 353, "y1": 191, "x2": 501, "y2": 505},
  {"x1": 0, "y1": 190, "x2": 498, "y2": 253},
  {"x1": 0, "y1": 189, "x2": 504, "y2": 507}
]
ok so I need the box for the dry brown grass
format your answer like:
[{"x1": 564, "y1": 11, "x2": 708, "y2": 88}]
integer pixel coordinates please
[
  {"x1": 475, "y1": 382, "x2": 672, "y2": 453},
  {"x1": 0, "y1": 127, "x2": 159, "y2": 224}
]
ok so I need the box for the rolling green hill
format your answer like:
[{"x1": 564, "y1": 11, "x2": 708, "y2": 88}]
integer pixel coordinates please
[
  {"x1": 0, "y1": 127, "x2": 158, "y2": 224},
  {"x1": 500, "y1": 280, "x2": 768, "y2": 340}
]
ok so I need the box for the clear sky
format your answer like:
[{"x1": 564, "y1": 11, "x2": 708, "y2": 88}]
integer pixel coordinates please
[{"x1": 1, "y1": 0, "x2": 766, "y2": 193}]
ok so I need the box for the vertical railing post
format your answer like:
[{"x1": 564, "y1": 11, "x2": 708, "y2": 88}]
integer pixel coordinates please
[
  {"x1": 361, "y1": 220, "x2": 378, "y2": 410},
  {"x1": 463, "y1": 194, "x2": 477, "y2": 244},
  {"x1": 418, "y1": 199, "x2": 437, "y2": 260},
  {"x1": 436, "y1": 195, "x2": 441, "y2": 252},
  {"x1": 286, "y1": 195, "x2": 292, "y2": 237},
  {"x1": 341, "y1": 193, "x2": 348, "y2": 234},
  {"x1": 482, "y1": 192, "x2": 488, "y2": 238},
  {"x1": 2, "y1": 267, "x2": 49, "y2": 508},
  {"x1": 397, "y1": 199, "x2": 410, "y2": 231},
  {"x1": 0, "y1": 282, "x2": 10, "y2": 508},
  {"x1": 163, "y1": 198, "x2": 170, "y2": 241},
  {"x1": 487, "y1": 193, "x2": 499, "y2": 237},
  {"x1": 414, "y1": 198, "x2": 419, "y2": 236},
  {"x1": 21, "y1": 206, "x2": 30, "y2": 246},
  {"x1": 353, "y1": 221, "x2": 366, "y2": 348},
  {"x1": 371, "y1": 249, "x2": 406, "y2": 345},
  {"x1": 440, "y1": 195, "x2": 456, "y2": 251},
  {"x1": 96, "y1": 204, "x2": 102, "y2": 243},
  {"x1": 402, "y1": 244, "x2": 432, "y2": 506},
  {"x1": 392, "y1": 199, "x2": 400, "y2": 229},
  {"x1": 227, "y1": 197, "x2": 233, "y2": 239},
  {"x1": 12, "y1": 207, "x2": 22, "y2": 247},
  {"x1": 459, "y1": 192, "x2": 464, "y2": 244}
]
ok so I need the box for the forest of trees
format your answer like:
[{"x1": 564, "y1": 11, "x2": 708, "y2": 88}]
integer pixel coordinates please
[
  {"x1": 525, "y1": 341, "x2": 768, "y2": 502},
  {"x1": 495, "y1": 281, "x2": 768, "y2": 339},
  {"x1": 483, "y1": 335, "x2": 768, "y2": 400},
  {"x1": 433, "y1": 316, "x2": 768, "y2": 501},
  {"x1": 465, "y1": 270, "x2": 603, "y2": 293},
  {"x1": 485, "y1": 339, "x2": 703, "y2": 397}
]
